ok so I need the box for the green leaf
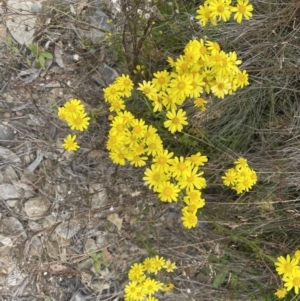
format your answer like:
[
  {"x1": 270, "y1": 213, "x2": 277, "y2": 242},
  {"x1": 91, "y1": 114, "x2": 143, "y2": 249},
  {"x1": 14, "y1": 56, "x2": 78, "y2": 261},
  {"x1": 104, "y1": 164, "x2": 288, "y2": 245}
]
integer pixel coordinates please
[
  {"x1": 38, "y1": 55, "x2": 45, "y2": 69},
  {"x1": 93, "y1": 262, "x2": 101, "y2": 273},
  {"x1": 212, "y1": 270, "x2": 227, "y2": 288},
  {"x1": 41, "y1": 51, "x2": 53, "y2": 59},
  {"x1": 29, "y1": 43, "x2": 39, "y2": 56}
]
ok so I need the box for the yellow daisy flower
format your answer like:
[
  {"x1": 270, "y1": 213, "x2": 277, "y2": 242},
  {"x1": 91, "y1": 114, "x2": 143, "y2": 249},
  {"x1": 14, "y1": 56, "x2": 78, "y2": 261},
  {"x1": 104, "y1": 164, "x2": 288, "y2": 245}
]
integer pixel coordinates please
[
  {"x1": 164, "y1": 109, "x2": 188, "y2": 134},
  {"x1": 62, "y1": 134, "x2": 80, "y2": 152}
]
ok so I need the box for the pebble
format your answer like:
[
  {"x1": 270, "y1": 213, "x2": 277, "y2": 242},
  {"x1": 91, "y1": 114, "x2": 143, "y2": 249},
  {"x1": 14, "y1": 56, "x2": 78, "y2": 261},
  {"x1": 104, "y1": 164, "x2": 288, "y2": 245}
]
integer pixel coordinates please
[{"x1": 24, "y1": 197, "x2": 51, "y2": 218}]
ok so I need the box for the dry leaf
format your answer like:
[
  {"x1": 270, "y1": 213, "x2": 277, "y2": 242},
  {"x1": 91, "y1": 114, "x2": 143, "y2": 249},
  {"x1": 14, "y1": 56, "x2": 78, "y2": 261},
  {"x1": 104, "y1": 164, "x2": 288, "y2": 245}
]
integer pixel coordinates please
[
  {"x1": 102, "y1": 247, "x2": 113, "y2": 263},
  {"x1": 107, "y1": 213, "x2": 123, "y2": 231},
  {"x1": 75, "y1": 0, "x2": 89, "y2": 14},
  {"x1": 54, "y1": 41, "x2": 64, "y2": 68}
]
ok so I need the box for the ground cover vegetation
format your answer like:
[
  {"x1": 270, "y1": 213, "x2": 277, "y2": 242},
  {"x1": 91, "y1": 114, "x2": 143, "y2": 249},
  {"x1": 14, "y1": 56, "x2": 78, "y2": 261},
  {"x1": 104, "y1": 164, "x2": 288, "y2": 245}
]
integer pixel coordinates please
[
  {"x1": 98, "y1": 0, "x2": 300, "y2": 300},
  {"x1": 3, "y1": 0, "x2": 300, "y2": 300}
]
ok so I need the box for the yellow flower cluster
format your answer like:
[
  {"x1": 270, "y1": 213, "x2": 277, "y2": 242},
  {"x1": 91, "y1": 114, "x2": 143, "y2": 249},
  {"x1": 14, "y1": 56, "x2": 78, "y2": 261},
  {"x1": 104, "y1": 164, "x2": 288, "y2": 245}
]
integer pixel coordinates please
[
  {"x1": 124, "y1": 256, "x2": 176, "y2": 301},
  {"x1": 196, "y1": 0, "x2": 253, "y2": 26},
  {"x1": 274, "y1": 250, "x2": 300, "y2": 298},
  {"x1": 104, "y1": 74, "x2": 208, "y2": 229},
  {"x1": 221, "y1": 157, "x2": 257, "y2": 194},
  {"x1": 137, "y1": 37, "x2": 249, "y2": 134},
  {"x1": 57, "y1": 99, "x2": 90, "y2": 151}
]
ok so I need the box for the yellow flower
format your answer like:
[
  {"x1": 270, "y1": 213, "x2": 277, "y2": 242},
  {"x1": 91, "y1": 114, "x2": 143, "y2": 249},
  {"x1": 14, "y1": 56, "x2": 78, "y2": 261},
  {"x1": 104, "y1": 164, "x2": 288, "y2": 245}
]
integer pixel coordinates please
[
  {"x1": 164, "y1": 109, "x2": 188, "y2": 134},
  {"x1": 64, "y1": 98, "x2": 85, "y2": 117},
  {"x1": 67, "y1": 111, "x2": 90, "y2": 131},
  {"x1": 151, "y1": 256, "x2": 165, "y2": 274},
  {"x1": 167, "y1": 74, "x2": 193, "y2": 104},
  {"x1": 295, "y1": 250, "x2": 300, "y2": 260},
  {"x1": 152, "y1": 149, "x2": 174, "y2": 173},
  {"x1": 169, "y1": 156, "x2": 192, "y2": 179},
  {"x1": 62, "y1": 134, "x2": 80, "y2": 152},
  {"x1": 128, "y1": 263, "x2": 145, "y2": 282},
  {"x1": 137, "y1": 80, "x2": 158, "y2": 101},
  {"x1": 57, "y1": 107, "x2": 68, "y2": 121},
  {"x1": 181, "y1": 207, "x2": 198, "y2": 229},
  {"x1": 178, "y1": 167, "x2": 206, "y2": 191},
  {"x1": 234, "y1": 157, "x2": 248, "y2": 169},
  {"x1": 109, "y1": 98, "x2": 125, "y2": 112},
  {"x1": 160, "y1": 91, "x2": 178, "y2": 111},
  {"x1": 208, "y1": 0, "x2": 232, "y2": 22},
  {"x1": 233, "y1": 70, "x2": 249, "y2": 89},
  {"x1": 142, "y1": 278, "x2": 161, "y2": 295},
  {"x1": 211, "y1": 76, "x2": 232, "y2": 99},
  {"x1": 128, "y1": 153, "x2": 148, "y2": 167},
  {"x1": 103, "y1": 84, "x2": 122, "y2": 103},
  {"x1": 222, "y1": 168, "x2": 238, "y2": 186},
  {"x1": 109, "y1": 148, "x2": 127, "y2": 165},
  {"x1": 143, "y1": 257, "x2": 155, "y2": 273},
  {"x1": 124, "y1": 281, "x2": 139, "y2": 300},
  {"x1": 157, "y1": 181, "x2": 180, "y2": 203},
  {"x1": 130, "y1": 118, "x2": 147, "y2": 139},
  {"x1": 184, "y1": 198, "x2": 205, "y2": 213},
  {"x1": 275, "y1": 254, "x2": 299, "y2": 277},
  {"x1": 110, "y1": 116, "x2": 128, "y2": 136},
  {"x1": 143, "y1": 165, "x2": 169, "y2": 192},
  {"x1": 274, "y1": 288, "x2": 287, "y2": 299},
  {"x1": 283, "y1": 267, "x2": 300, "y2": 294},
  {"x1": 163, "y1": 260, "x2": 176, "y2": 272},
  {"x1": 152, "y1": 70, "x2": 170, "y2": 91},
  {"x1": 190, "y1": 73, "x2": 204, "y2": 98},
  {"x1": 161, "y1": 283, "x2": 174, "y2": 292},
  {"x1": 184, "y1": 189, "x2": 203, "y2": 203},
  {"x1": 114, "y1": 74, "x2": 134, "y2": 97},
  {"x1": 196, "y1": 3, "x2": 217, "y2": 26},
  {"x1": 206, "y1": 40, "x2": 221, "y2": 53},
  {"x1": 145, "y1": 135, "x2": 163, "y2": 156},
  {"x1": 186, "y1": 152, "x2": 208, "y2": 167},
  {"x1": 231, "y1": 0, "x2": 253, "y2": 23}
]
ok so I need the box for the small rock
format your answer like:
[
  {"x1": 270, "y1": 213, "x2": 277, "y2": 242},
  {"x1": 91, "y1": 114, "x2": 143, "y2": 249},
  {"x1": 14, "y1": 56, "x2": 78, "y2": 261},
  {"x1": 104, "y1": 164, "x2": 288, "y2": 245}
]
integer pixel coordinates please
[
  {"x1": 24, "y1": 197, "x2": 51, "y2": 218},
  {"x1": 89, "y1": 10, "x2": 112, "y2": 43},
  {"x1": 0, "y1": 146, "x2": 20, "y2": 163},
  {"x1": 0, "y1": 184, "x2": 20, "y2": 200},
  {"x1": 42, "y1": 215, "x2": 57, "y2": 228},
  {"x1": 55, "y1": 220, "x2": 80, "y2": 239},
  {"x1": 3, "y1": 166, "x2": 18, "y2": 182},
  {"x1": 77, "y1": 258, "x2": 93, "y2": 270},
  {"x1": 1, "y1": 217, "x2": 26, "y2": 240},
  {"x1": 28, "y1": 220, "x2": 43, "y2": 231},
  {"x1": 85, "y1": 238, "x2": 98, "y2": 253},
  {"x1": 89, "y1": 183, "x2": 108, "y2": 208},
  {"x1": 28, "y1": 236, "x2": 43, "y2": 256},
  {"x1": 0, "y1": 124, "x2": 15, "y2": 147},
  {"x1": 95, "y1": 234, "x2": 108, "y2": 249},
  {"x1": 6, "y1": 200, "x2": 18, "y2": 208},
  {"x1": 97, "y1": 63, "x2": 119, "y2": 86}
]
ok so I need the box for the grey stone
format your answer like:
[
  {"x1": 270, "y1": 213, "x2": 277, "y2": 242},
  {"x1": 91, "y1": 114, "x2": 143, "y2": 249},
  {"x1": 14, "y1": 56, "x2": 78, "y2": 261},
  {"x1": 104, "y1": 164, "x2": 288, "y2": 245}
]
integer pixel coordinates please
[
  {"x1": 24, "y1": 197, "x2": 51, "y2": 218},
  {"x1": 0, "y1": 184, "x2": 20, "y2": 200},
  {"x1": 97, "y1": 63, "x2": 119, "y2": 86},
  {"x1": 55, "y1": 220, "x2": 80, "y2": 239},
  {"x1": 1, "y1": 217, "x2": 26, "y2": 240},
  {"x1": 3, "y1": 165, "x2": 18, "y2": 182},
  {"x1": 89, "y1": 10, "x2": 112, "y2": 43},
  {"x1": 85, "y1": 238, "x2": 98, "y2": 253},
  {"x1": 89, "y1": 183, "x2": 108, "y2": 208},
  {"x1": 0, "y1": 124, "x2": 15, "y2": 147},
  {"x1": 0, "y1": 146, "x2": 20, "y2": 163}
]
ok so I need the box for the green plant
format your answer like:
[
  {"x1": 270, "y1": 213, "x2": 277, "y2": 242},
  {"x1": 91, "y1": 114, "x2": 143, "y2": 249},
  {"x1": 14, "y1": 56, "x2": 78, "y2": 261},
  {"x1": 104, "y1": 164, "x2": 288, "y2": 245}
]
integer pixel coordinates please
[
  {"x1": 88, "y1": 250, "x2": 109, "y2": 274},
  {"x1": 28, "y1": 43, "x2": 53, "y2": 69}
]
